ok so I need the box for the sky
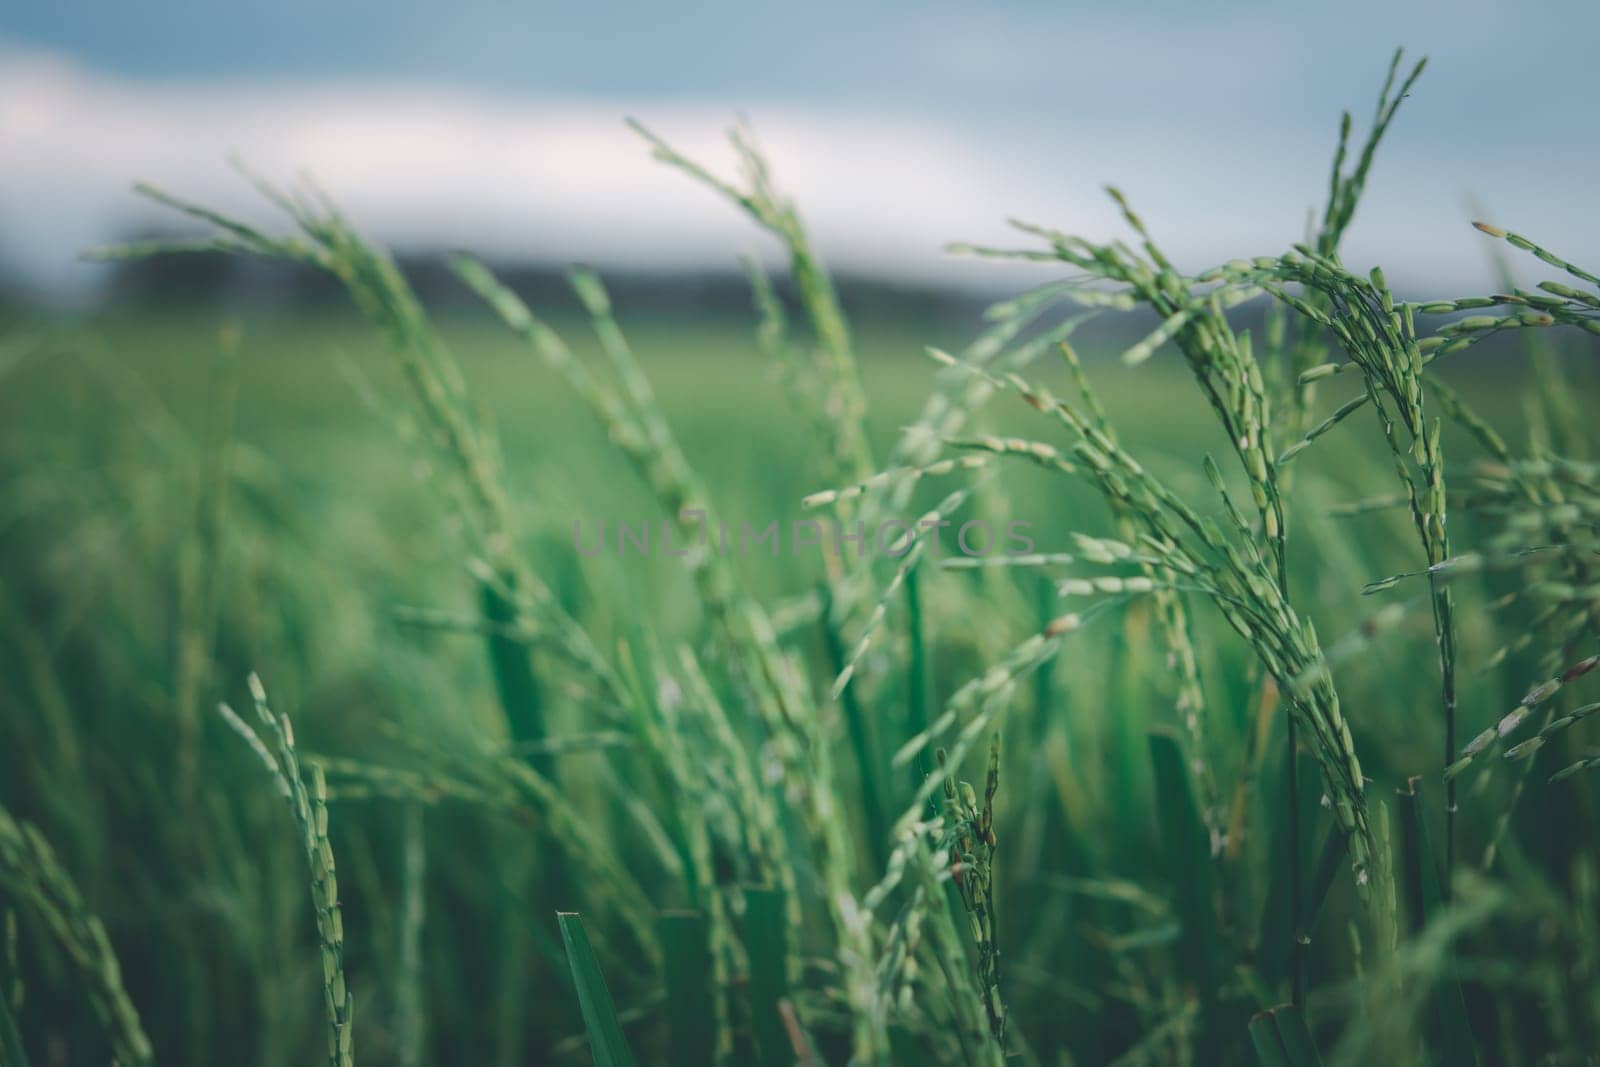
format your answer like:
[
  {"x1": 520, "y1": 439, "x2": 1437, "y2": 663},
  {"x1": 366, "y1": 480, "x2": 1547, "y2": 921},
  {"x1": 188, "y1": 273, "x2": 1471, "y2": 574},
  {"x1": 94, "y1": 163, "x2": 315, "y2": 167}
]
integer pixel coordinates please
[{"x1": 2, "y1": 1, "x2": 1597, "y2": 297}]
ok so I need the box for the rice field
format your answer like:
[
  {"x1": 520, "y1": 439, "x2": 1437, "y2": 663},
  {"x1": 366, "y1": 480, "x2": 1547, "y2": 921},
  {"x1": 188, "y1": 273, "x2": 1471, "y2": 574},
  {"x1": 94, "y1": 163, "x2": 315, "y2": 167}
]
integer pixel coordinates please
[{"x1": 1, "y1": 50, "x2": 1598, "y2": 1066}]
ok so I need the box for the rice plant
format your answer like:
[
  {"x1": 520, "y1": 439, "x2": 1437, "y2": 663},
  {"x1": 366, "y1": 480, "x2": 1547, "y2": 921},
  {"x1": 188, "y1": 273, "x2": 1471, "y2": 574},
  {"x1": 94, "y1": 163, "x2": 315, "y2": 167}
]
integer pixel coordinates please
[
  {"x1": 217, "y1": 675, "x2": 353, "y2": 1067},
  {"x1": 0, "y1": 42, "x2": 1596, "y2": 1067}
]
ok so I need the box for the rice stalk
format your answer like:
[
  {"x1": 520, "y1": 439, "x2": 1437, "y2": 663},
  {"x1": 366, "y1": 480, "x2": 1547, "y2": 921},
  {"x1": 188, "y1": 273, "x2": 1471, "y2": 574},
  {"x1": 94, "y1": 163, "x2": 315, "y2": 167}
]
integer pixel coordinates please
[
  {"x1": 923, "y1": 349, "x2": 1384, "y2": 904},
  {"x1": 451, "y1": 258, "x2": 880, "y2": 1054},
  {"x1": 0, "y1": 807, "x2": 153, "y2": 1067},
  {"x1": 95, "y1": 173, "x2": 624, "y2": 742},
  {"x1": 217, "y1": 675, "x2": 352, "y2": 1067},
  {"x1": 630, "y1": 120, "x2": 873, "y2": 486}
]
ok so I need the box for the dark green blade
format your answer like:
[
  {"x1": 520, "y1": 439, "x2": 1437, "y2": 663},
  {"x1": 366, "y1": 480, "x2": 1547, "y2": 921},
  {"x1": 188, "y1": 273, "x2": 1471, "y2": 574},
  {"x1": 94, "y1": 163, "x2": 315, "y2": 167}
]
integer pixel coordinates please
[
  {"x1": 1303, "y1": 825, "x2": 1349, "y2": 940},
  {"x1": 0, "y1": 987, "x2": 29, "y2": 1067},
  {"x1": 820, "y1": 582, "x2": 888, "y2": 871},
  {"x1": 1396, "y1": 778, "x2": 1478, "y2": 1066},
  {"x1": 556, "y1": 912, "x2": 637, "y2": 1067},
  {"x1": 658, "y1": 911, "x2": 716, "y2": 1067},
  {"x1": 743, "y1": 886, "x2": 794, "y2": 1067},
  {"x1": 1271, "y1": 1005, "x2": 1323, "y2": 1066},
  {"x1": 1150, "y1": 730, "x2": 1222, "y2": 1064},
  {"x1": 1248, "y1": 1009, "x2": 1291, "y2": 1067},
  {"x1": 1257, "y1": 744, "x2": 1323, "y2": 992},
  {"x1": 1249, "y1": 1005, "x2": 1322, "y2": 1067},
  {"x1": 479, "y1": 579, "x2": 547, "y2": 772},
  {"x1": 905, "y1": 564, "x2": 931, "y2": 793}
]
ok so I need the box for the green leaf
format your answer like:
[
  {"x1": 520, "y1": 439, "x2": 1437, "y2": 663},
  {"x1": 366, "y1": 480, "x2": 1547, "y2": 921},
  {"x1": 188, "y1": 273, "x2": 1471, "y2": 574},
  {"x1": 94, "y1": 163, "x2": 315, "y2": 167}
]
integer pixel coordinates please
[
  {"x1": 0, "y1": 988, "x2": 29, "y2": 1067},
  {"x1": 1303, "y1": 823, "x2": 1349, "y2": 938},
  {"x1": 1249, "y1": 1005, "x2": 1322, "y2": 1067},
  {"x1": 905, "y1": 564, "x2": 931, "y2": 794},
  {"x1": 1149, "y1": 730, "x2": 1222, "y2": 1063},
  {"x1": 480, "y1": 579, "x2": 547, "y2": 771},
  {"x1": 1257, "y1": 745, "x2": 1323, "y2": 992},
  {"x1": 820, "y1": 582, "x2": 888, "y2": 871},
  {"x1": 743, "y1": 886, "x2": 794, "y2": 1067},
  {"x1": 1272, "y1": 1004, "x2": 1322, "y2": 1066},
  {"x1": 1396, "y1": 778, "x2": 1478, "y2": 1066},
  {"x1": 658, "y1": 911, "x2": 716, "y2": 1067},
  {"x1": 1248, "y1": 1009, "x2": 1291, "y2": 1067},
  {"x1": 557, "y1": 912, "x2": 637, "y2": 1067}
]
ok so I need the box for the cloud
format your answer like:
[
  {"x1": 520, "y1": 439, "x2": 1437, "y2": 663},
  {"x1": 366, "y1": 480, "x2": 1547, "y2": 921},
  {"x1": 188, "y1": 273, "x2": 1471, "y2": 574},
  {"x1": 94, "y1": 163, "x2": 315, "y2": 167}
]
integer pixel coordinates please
[
  {"x1": 1, "y1": 42, "x2": 1595, "y2": 299},
  {"x1": 0, "y1": 46, "x2": 1074, "y2": 295}
]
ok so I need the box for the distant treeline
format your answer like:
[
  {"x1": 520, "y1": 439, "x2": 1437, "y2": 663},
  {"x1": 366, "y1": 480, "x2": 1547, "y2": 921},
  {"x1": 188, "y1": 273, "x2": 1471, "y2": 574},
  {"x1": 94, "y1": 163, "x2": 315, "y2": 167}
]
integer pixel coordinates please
[
  {"x1": 0, "y1": 236, "x2": 1571, "y2": 375},
  {"x1": 78, "y1": 233, "x2": 990, "y2": 329}
]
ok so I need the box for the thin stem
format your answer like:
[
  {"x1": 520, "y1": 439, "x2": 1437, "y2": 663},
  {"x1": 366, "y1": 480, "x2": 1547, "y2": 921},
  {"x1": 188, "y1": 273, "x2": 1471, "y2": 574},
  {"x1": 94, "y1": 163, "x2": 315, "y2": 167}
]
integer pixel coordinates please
[
  {"x1": 1272, "y1": 488, "x2": 1304, "y2": 1009},
  {"x1": 1433, "y1": 578, "x2": 1458, "y2": 900},
  {"x1": 1288, "y1": 715, "x2": 1305, "y2": 1008}
]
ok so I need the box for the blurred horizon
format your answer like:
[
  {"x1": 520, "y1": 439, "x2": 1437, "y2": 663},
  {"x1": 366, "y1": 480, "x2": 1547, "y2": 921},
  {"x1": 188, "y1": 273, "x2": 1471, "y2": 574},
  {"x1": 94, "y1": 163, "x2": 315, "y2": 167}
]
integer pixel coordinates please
[{"x1": 4, "y1": 1, "x2": 1599, "y2": 305}]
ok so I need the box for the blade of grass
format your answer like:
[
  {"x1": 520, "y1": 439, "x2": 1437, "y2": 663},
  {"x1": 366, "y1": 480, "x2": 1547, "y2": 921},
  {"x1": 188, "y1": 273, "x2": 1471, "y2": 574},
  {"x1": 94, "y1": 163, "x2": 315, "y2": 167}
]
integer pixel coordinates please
[
  {"x1": 1257, "y1": 747, "x2": 1321, "y2": 993},
  {"x1": 820, "y1": 581, "x2": 888, "y2": 873},
  {"x1": 1396, "y1": 779, "x2": 1478, "y2": 1066},
  {"x1": 658, "y1": 911, "x2": 716, "y2": 1067},
  {"x1": 1248, "y1": 1009, "x2": 1292, "y2": 1067},
  {"x1": 1150, "y1": 730, "x2": 1223, "y2": 1063},
  {"x1": 557, "y1": 912, "x2": 637, "y2": 1067},
  {"x1": 0, "y1": 981, "x2": 28, "y2": 1067},
  {"x1": 480, "y1": 580, "x2": 549, "y2": 773},
  {"x1": 1304, "y1": 825, "x2": 1350, "y2": 941},
  {"x1": 743, "y1": 886, "x2": 794, "y2": 1067},
  {"x1": 1249, "y1": 1005, "x2": 1323, "y2": 1067},
  {"x1": 905, "y1": 563, "x2": 931, "y2": 795},
  {"x1": 1272, "y1": 1004, "x2": 1322, "y2": 1066}
]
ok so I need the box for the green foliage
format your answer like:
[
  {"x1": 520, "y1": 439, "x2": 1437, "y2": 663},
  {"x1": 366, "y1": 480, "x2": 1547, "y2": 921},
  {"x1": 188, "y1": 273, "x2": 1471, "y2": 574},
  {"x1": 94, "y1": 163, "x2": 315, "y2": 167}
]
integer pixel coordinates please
[
  {"x1": 557, "y1": 912, "x2": 637, "y2": 1067},
  {"x1": 0, "y1": 44, "x2": 1597, "y2": 1067},
  {"x1": 1150, "y1": 730, "x2": 1223, "y2": 1061},
  {"x1": 0, "y1": 809, "x2": 151, "y2": 1067},
  {"x1": 657, "y1": 911, "x2": 716, "y2": 1067},
  {"x1": 743, "y1": 887, "x2": 794, "y2": 1067},
  {"x1": 1396, "y1": 780, "x2": 1478, "y2": 1065},
  {"x1": 218, "y1": 676, "x2": 354, "y2": 1067},
  {"x1": 1248, "y1": 1004, "x2": 1322, "y2": 1067}
]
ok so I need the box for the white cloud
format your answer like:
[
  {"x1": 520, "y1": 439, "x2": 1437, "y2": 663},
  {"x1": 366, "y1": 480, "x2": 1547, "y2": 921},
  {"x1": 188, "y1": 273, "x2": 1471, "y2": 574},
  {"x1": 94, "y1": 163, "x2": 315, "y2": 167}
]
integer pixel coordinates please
[
  {"x1": 1, "y1": 44, "x2": 1594, "y2": 298},
  {"x1": 0, "y1": 48, "x2": 1067, "y2": 294}
]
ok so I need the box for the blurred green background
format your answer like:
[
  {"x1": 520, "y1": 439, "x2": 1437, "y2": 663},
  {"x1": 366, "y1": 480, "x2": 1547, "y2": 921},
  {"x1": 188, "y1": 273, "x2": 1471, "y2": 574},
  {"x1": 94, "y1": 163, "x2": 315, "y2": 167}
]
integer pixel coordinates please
[{"x1": 4, "y1": 273, "x2": 1592, "y2": 1061}]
